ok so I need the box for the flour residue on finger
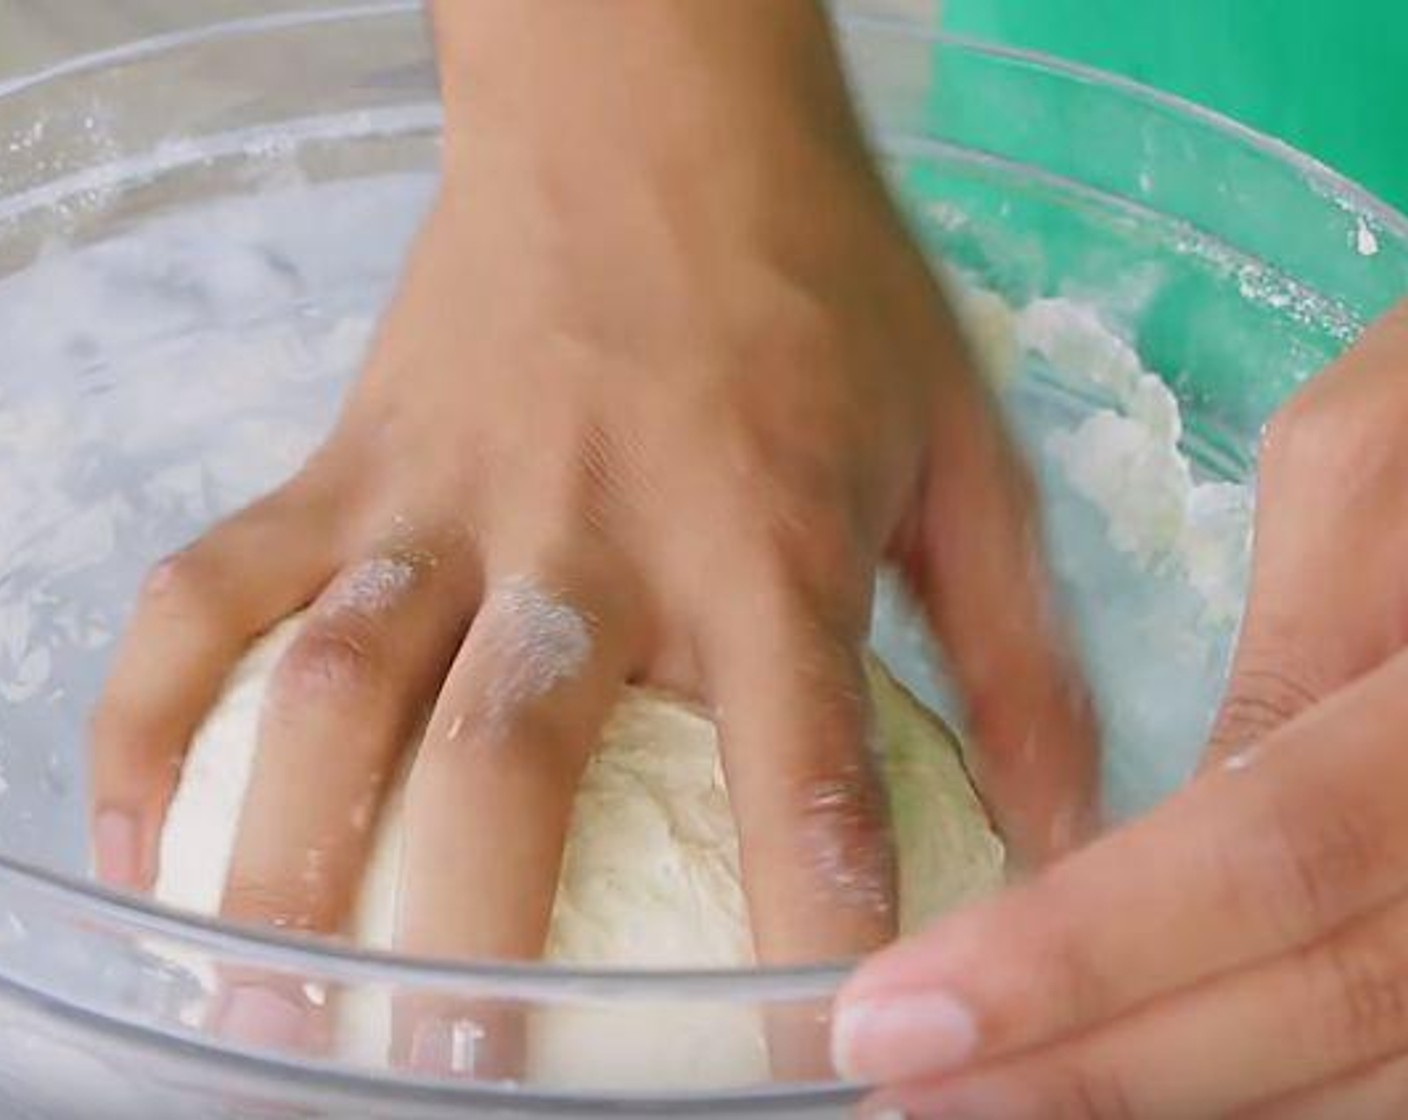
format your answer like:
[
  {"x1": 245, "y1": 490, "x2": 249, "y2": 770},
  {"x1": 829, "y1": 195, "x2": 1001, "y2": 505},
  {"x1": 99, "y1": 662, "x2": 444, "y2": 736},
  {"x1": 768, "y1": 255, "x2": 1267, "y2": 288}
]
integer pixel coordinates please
[
  {"x1": 320, "y1": 548, "x2": 438, "y2": 618},
  {"x1": 479, "y1": 575, "x2": 596, "y2": 729}
]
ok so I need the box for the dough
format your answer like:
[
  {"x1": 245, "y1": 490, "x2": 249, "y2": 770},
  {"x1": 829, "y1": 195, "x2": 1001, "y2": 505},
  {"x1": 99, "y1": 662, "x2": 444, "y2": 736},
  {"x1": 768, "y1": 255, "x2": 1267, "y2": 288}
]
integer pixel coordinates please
[{"x1": 156, "y1": 619, "x2": 1004, "y2": 1088}]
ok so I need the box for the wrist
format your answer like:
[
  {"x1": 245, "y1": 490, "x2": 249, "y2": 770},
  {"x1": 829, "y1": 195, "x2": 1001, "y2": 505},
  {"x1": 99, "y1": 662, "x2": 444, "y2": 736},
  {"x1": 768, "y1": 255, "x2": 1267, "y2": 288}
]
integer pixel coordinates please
[{"x1": 430, "y1": 1, "x2": 873, "y2": 194}]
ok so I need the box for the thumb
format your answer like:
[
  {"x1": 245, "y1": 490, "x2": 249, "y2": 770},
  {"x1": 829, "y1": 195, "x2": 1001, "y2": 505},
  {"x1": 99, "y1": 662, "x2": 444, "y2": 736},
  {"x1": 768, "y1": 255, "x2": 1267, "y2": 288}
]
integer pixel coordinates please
[{"x1": 1206, "y1": 300, "x2": 1408, "y2": 768}]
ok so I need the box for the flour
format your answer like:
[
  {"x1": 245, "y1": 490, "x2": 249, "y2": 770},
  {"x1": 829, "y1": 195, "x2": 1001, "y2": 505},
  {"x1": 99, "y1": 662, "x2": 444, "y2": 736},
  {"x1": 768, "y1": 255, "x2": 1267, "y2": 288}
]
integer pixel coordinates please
[
  {"x1": 320, "y1": 555, "x2": 422, "y2": 617},
  {"x1": 475, "y1": 576, "x2": 596, "y2": 730},
  {"x1": 156, "y1": 617, "x2": 1005, "y2": 1089},
  {"x1": 1019, "y1": 297, "x2": 1251, "y2": 626}
]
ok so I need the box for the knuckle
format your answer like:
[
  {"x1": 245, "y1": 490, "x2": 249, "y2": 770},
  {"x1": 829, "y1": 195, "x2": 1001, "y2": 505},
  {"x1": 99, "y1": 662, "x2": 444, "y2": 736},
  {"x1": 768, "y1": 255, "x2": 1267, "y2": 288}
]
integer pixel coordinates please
[
  {"x1": 275, "y1": 620, "x2": 384, "y2": 701},
  {"x1": 1018, "y1": 885, "x2": 1120, "y2": 1030},
  {"x1": 797, "y1": 768, "x2": 890, "y2": 850},
  {"x1": 1315, "y1": 928, "x2": 1408, "y2": 1058},
  {"x1": 1254, "y1": 796, "x2": 1383, "y2": 940},
  {"x1": 1047, "y1": 922, "x2": 1119, "y2": 1028},
  {"x1": 1212, "y1": 637, "x2": 1325, "y2": 752},
  {"x1": 794, "y1": 766, "x2": 896, "y2": 918},
  {"x1": 738, "y1": 287, "x2": 839, "y2": 374},
  {"x1": 1211, "y1": 672, "x2": 1317, "y2": 750},
  {"x1": 1047, "y1": 1064, "x2": 1141, "y2": 1120},
  {"x1": 140, "y1": 548, "x2": 219, "y2": 614}
]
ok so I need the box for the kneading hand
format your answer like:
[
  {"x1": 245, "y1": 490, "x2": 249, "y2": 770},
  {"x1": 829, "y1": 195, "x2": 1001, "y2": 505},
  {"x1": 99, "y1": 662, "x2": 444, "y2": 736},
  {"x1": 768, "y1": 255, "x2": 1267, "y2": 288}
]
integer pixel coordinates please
[
  {"x1": 834, "y1": 300, "x2": 1408, "y2": 1117},
  {"x1": 89, "y1": 0, "x2": 1096, "y2": 1063}
]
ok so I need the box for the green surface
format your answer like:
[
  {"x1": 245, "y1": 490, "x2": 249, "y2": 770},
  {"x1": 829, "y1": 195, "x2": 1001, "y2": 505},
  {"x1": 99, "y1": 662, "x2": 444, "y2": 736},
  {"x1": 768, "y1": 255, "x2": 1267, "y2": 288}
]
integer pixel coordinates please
[{"x1": 943, "y1": 0, "x2": 1408, "y2": 215}]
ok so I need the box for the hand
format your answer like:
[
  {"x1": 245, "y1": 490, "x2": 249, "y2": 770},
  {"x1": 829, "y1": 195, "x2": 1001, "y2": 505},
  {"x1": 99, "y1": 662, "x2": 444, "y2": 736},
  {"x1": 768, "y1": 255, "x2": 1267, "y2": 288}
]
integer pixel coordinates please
[
  {"x1": 90, "y1": 0, "x2": 1095, "y2": 1066},
  {"x1": 1206, "y1": 300, "x2": 1408, "y2": 763},
  {"x1": 833, "y1": 301, "x2": 1408, "y2": 1117}
]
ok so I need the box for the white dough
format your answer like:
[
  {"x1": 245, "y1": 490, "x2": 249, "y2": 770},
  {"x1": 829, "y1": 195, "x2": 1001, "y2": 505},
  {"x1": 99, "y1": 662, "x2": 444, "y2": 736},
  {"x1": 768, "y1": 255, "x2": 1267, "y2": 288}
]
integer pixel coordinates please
[{"x1": 156, "y1": 618, "x2": 1004, "y2": 1089}]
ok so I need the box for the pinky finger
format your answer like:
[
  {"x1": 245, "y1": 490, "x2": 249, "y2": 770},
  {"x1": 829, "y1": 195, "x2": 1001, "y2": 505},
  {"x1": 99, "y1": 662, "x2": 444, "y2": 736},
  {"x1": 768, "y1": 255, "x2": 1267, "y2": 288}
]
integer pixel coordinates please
[{"x1": 89, "y1": 475, "x2": 344, "y2": 890}]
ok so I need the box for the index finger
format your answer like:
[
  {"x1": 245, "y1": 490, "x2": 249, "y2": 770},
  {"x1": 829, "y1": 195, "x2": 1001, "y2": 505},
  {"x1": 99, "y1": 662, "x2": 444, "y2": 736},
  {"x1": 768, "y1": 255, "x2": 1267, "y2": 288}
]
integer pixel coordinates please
[{"x1": 835, "y1": 642, "x2": 1408, "y2": 1084}]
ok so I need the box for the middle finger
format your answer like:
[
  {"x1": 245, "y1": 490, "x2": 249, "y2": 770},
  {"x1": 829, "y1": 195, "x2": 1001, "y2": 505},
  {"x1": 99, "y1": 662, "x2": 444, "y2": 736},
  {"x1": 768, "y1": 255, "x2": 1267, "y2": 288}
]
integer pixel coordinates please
[
  {"x1": 215, "y1": 544, "x2": 472, "y2": 1043},
  {"x1": 391, "y1": 561, "x2": 637, "y2": 1077}
]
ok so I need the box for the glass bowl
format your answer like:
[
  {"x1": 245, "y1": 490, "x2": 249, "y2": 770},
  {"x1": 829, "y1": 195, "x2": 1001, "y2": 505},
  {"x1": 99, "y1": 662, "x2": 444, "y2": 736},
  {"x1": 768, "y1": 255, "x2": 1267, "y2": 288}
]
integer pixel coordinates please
[{"x1": 0, "y1": 4, "x2": 1404, "y2": 1116}]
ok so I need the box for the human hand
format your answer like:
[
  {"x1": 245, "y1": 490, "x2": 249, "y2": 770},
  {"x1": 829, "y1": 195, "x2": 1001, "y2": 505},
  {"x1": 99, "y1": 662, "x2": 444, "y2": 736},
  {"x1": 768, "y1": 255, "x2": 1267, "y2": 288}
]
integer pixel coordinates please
[
  {"x1": 833, "y1": 301, "x2": 1408, "y2": 1117},
  {"x1": 1206, "y1": 301, "x2": 1408, "y2": 764},
  {"x1": 90, "y1": 0, "x2": 1095, "y2": 1067}
]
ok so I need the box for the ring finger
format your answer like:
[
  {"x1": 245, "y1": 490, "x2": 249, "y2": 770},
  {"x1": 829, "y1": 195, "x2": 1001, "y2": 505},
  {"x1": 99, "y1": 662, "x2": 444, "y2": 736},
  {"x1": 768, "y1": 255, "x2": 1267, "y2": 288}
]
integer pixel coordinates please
[{"x1": 214, "y1": 540, "x2": 474, "y2": 1046}]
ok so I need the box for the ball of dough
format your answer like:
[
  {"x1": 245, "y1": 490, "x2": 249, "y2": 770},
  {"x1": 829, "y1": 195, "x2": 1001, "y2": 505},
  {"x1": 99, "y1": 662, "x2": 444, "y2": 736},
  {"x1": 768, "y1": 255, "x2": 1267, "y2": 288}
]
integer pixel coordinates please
[{"x1": 155, "y1": 619, "x2": 1004, "y2": 1088}]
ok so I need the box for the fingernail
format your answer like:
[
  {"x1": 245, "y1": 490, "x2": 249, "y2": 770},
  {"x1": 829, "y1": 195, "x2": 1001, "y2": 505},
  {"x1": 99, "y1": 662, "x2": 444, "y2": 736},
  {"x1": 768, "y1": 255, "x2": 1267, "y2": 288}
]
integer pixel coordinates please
[
  {"x1": 94, "y1": 809, "x2": 140, "y2": 889},
  {"x1": 409, "y1": 1017, "x2": 486, "y2": 1076},
  {"x1": 220, "y1": 986, "x2": 311, "y2": 1051},
  {"x1": 832, "y1": 993, "x2": 979, "y2": 1083},
  {"x1": 409, "y1": 1019, "x2": 452, "y2": 1073}
]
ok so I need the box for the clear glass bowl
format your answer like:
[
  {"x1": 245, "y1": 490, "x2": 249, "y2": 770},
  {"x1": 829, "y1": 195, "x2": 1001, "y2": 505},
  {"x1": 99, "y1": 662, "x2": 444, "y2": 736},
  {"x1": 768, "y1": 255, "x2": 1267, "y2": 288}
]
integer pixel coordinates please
[{"x1": 0, "y1": 4, "x2": 1404, "y2": 1116}]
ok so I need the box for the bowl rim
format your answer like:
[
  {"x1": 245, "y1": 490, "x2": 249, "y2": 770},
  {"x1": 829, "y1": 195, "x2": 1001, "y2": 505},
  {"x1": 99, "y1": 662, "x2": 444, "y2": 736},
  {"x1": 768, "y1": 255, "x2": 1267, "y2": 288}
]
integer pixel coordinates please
[
  {"x1": 0, "y1": 0, "x2": 1404, "y2": 1038},
  {"x1": 0, "y1": 960, "x2": 860, "y2": 1112},
  {"x1": 3, "y1": 0, "x2": 1404, "y2": 243}
]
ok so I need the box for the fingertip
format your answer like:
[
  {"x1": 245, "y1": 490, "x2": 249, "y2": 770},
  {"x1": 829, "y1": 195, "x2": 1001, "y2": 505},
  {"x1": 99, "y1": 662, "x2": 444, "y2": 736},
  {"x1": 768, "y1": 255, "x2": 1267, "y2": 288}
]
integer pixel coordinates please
[
  {"x1": 905, "y1": 412, "x2": 1102, "y2": 871},
  {"x1": 831, "y1": 989, "x2": 980, "y2": 1086},
  {"x1": 212, "y1": 977, "x2": 329, "y2": 1056},
  {"x1": 834, "y1": 924, "x2": 946, "y2": 1013},
  {"x1": 89, "y1": 699, "x2": 185, "y2": 890},
  {"x1": 964, "y1": 668, "x2": 1102, "y2": 868},
  {"x1": 833, "y1": 885, "x2": 1018, "y2": 1016},
  {"x1": 703, "y1": 597, "x2": 901, "y2": 965},
  {"x1": 92, "y1": 805, "x2": 145, "y2": 891},
  {"x1": 392, "y1": 996, "x2": 524, "y2": 1081}
]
